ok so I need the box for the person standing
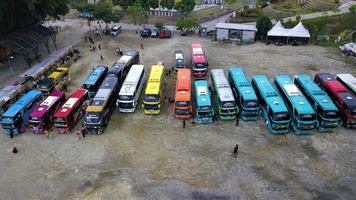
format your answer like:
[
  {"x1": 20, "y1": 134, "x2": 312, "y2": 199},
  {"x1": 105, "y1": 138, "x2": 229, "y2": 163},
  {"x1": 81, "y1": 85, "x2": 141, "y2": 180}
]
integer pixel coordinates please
[
  {"x1": 235, "y1": 112, "x2": 241, "y2": 127},
  {"x1": 100, "y1": 53, "x2": 104, "y2": 61},
  {"x1": 98, "y1": 44, "x2": 101, "y2": 50},
  {"x1": 9, "y1": 129, "x2": 13, "y2": 138},
  {"x1": 81, "y1": 124, "x2": 86, "y2": 138},
  {"x1": 140, "y1": 42, "x2": 144, "y2": 50},
  {"x1": 232, "y1": 144, "x2": 239, "y2": 157},
  {"x1": 183, "y1": 120, "x2": 186, "y2": 128}
]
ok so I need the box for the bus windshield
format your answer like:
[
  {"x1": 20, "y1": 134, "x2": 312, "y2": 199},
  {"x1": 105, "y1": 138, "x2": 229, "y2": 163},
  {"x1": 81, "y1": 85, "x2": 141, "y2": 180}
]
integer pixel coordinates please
[
  {"x1": 272, "y1": 112, "x2": 290, "y2": 121},
  {"x1": 322, "y1": 110, "x2": 339, "y2": 119},
  {"x1": 175, "y1": 109, "x2": 190, "y2": 115},
  {"x1": 119, "y1": 102, "x2": 134, "y2": 109},
  {"x1": 197, "y1": 111, "x2": 212, "y2": 117},
  {"x1": 83, "y1": 84, "x2": 95, "y2": 91},
  {"x1": 243, "y1": 100, "x2": 258, "y2": 108},
  {"x1": 195, "y1": 63, "x2": 206, "y2": 69},
  {"x1": 144, "y1": 95, "x2": 159, "y2": 102},
  {"x1": 54, "y1": 117, "x2": 67, "y2": 125},
  {"x1": 298, "y1": 113, "x2": 316, "y2": 121},
  {"x1": 198, "y1": 106, "x2": 211, "y2": 111},
  {"x1": 220, "y1": 101, "x2": 236, "y2": 108},
  {"x1": 85, "y1": 112, "x2": 102, "y2": 123},
  {"x1": 175, "y1": 101, "x2": 191, "y2": 107},
  {"x1": 119, "y1": 95, "x2": 133, "y2": 101}
]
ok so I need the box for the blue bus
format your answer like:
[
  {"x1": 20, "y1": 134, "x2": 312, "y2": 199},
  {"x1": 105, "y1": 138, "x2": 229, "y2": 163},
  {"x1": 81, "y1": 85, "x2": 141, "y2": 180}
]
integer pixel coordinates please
[
  {"x1": 228, "y1": 67, "x2": 260, "y2": 120},
  {"x1": 194, "y1": 80, "x2": 214, "y2": 124},
  {"x1": 274, "y1": 75, "x2": 318, "y2": 134},
  {"x1": 1, "y1": 90, "x2": 43, "y2": 136},
  {"x1": 252, "y1": 75, "x2": 291, "y2": 134},
  {"x1": 294, "y1": 75, "x2": 340, "y2": 132},
  {"x1": 82, "y1": 65, "x2": 108, "y2": 98}
]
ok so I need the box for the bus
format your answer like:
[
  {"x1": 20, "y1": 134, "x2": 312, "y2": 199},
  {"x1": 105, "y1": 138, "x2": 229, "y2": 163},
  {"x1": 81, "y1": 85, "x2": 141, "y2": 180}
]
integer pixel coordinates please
[
  {"x1": 294, "y1": 75, "x2": 340, "y2": 132},
  {"x1": 142, "y1": 64, "x2": 164, "y2": 115},
  {"x1": 194, "y1": 80, "x2": 214, "y2": 124},
  {"x1": 252, "y1": 75, "x2": 291, "y2": 134},
  {"x1": 274, "y1": 75, "x2": 318, "y2": 134},
  {"x1": 83, "y1": 75, "x2": 120, "y2": 134},
  {"x1": 228, "y1": 67, "x2": 260, "y2": 120},
  {"x1": 82, "y1": 65, "x2": 108, "y2": 98},
  {"x1": 210, "y1": 69, "x2": 238, "y2": 120},
  {"x1": 53, "y1": 88, "x2": 89, "y2": 133},
  {"x1": 315, "y1": 73, "x2": 356, "y2": 128},
  {"x1": 336, "y1": 73, "x2": 356, "y2": 94},
  {"x1": 191, "y1": 43, "x2": 208, "y2": 79},
  {"x1": 174, "y1": 69, "x2": 192, "y2": 119},
  {"x1": 29, "y1": 91, "x2": 66, "y2": 134},
  {"x1": 37, "y1": 67, "x2": 70, "y2": 94},
  {"x1": 107, "y1": 50, "x2": 139, "y2": 84},
  {"x1": 117, "y1": 65, "x2": 145, "y2": 113},
  {"x1": 1, "y1": 90, "x2": 43, "y2": 136}
]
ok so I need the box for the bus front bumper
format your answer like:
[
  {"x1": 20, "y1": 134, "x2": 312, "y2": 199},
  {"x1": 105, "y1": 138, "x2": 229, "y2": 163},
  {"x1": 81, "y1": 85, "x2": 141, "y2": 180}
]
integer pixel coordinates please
[
  {"x1": 2, "y1": 128, "x2": 20, "y2": 136},
  {"x1": 196, "y1": 117, "x2": 213, "y2": 124},
  {"x1": 293, "y1": 120, "x2": 317, "y2": 135},
  {"x1": 240, "y1": 109, "x2": 260, "y2": 121}
]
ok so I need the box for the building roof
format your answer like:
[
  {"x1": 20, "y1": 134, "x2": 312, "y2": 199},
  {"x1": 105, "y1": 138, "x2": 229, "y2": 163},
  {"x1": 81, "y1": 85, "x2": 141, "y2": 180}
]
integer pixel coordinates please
[{"x1": 215, "y1": 23, "x2": 257, "y2": 31}]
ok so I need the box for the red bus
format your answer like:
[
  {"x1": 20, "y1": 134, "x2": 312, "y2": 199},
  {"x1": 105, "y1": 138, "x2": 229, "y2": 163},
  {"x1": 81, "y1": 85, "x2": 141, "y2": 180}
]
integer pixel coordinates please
[
  {"x1": 29, "y1": 91, "x2": 66, "y2": 134},
  {"x1": 53, "y1": 88, "x2": 89, "y2": 133},
  {"x1": 174, "y1": 69, "x2": 192, "y2": 119},
  {"x1": 315, "y1": 73, "x2": 356, "y2": 128},
  {"x1": 191, "y1": 43, "x2": 208, "y2": 79}
]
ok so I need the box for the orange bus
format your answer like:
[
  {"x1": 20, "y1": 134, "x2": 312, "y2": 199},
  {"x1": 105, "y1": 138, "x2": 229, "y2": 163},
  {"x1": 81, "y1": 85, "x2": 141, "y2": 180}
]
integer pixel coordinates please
[{"x1": 174, "y1": 69, "x2": 192, "y2": 119}]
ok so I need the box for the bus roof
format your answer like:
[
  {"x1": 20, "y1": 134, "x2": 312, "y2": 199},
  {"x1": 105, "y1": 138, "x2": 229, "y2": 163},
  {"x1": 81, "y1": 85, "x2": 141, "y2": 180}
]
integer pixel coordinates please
[
  {"x1": 148, "y1": 65, "x2": 164, "y2": 82},
  {"x1": 295, "y1": 75, "x2": 338, "y2": 111},
  {"x1": 252, "y1": 75, "x2": 288, "y2": 113},
  {"x1": 175, "y1": 69, "x2": 191, "y2": 101},
  {"x1": 337, "y1": 73, "x2": 356, "y2": 93},
  {"x1": 86, "y1": 88, "x2": 114, "y2": 112},
  {"x1": 194, "y1": 80, "x2": 212, "y2": 107},
  {"x1": 54, "y1": 88, "x2": 88, "y2": 118},
  {"x1": 108, "y1": 50, "x2": 139, "y2": 76},
  {"x1": 275, "y1": 75, "x2": 315, "y2": 114},
  {"x1": 30, "y1": 91, "x2": 65, "y2": 118},
  {"x1": 229, "y1": 67, "x2": 257, "y2": 101},
  {"x1": 211, "y1": 69, "x2": 235, "y2": 102},
  {"x1": 145, "y1": 82, "x2": 160, "y2": 95},
  {"x1": 119, "y1": 65, "x2": 144, "y2": 96},
  {"x1": 83, "y1": 65, "x2": 108, "y2": 85},
  {"x1": 2, "y1": 90, "x2": 42, "y2": 118},
  {"x1": 48, "y1": 71, "x2": 63, "y2": 79}
]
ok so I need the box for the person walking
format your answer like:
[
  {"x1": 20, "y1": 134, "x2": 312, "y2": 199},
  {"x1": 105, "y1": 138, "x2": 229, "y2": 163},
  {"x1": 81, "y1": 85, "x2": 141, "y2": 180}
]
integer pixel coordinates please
[
  {"x1": 140, "y1": 42, "x2": 144, "y2": 50},
  {"x1": 235, "y1": 112, "x2": 241, "y2": 127},
  {"x1": 232, "y1": 144, "x2": 239, "y2": 157},
  {"x1": 76, "y1": 129, "x2": 82, "y2": 140},
  {"x1": 183, "y1": 120, "x2": 186, "y2": 128},
  {"x1": 98, "y1": 44, "x2": 101, "y2": 50},
  {"x1": 116, "y1": 47, "x2": 121, "y2": 56},
  {"x1": 9, "y1": 129, "x2": 14, "y2": 138},
  {"x1": 81, "y1": 124, "x2": 86, "y2": 138},
  {"x1": 100, "y1": 53, "x2": 104, "y2": 61}
]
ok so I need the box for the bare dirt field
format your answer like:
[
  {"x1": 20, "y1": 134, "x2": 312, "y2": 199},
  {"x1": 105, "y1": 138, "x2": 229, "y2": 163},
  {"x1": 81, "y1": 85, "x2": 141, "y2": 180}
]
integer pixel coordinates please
[{"x1": 0, "y1": 30, "x2": 355, "y2": 200}]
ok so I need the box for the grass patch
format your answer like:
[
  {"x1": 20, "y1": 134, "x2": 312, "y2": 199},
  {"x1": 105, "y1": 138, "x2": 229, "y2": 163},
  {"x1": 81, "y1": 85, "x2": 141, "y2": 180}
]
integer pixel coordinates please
[
  {"x1": 271, "y1": 0, "x2": 313, "y2": 15},
  {"x1": 188, "y1": 6, "x2": 223, "y2": 20}
]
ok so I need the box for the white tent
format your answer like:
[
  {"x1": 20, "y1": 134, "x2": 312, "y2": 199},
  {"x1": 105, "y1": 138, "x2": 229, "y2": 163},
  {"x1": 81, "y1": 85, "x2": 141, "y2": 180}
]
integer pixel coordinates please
[
  {"x1": 267, "y1": 21, "x2": 288, "y2": 37},
  {"x1": 287, "y1": 21, "x2": 310, "y2": 38}
]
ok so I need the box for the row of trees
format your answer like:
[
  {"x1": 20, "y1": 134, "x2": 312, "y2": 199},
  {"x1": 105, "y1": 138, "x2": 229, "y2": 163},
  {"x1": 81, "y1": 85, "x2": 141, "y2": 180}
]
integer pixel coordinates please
[{"x1": 0, "y1": 0, "x2": 69, "y2": 36}]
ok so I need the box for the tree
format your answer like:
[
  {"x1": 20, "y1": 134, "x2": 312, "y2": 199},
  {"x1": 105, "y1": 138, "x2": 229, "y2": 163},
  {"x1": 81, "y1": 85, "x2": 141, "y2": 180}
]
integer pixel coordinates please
[
  {"x1": 155, "y1": 20, "x2": 164, "y2": 30},
  {"x1": 92, "y1": 3, "x2": 122, "y2": 31},
  {"x1": 113, "y1": 0, "x2": 135, "y2": 9},
  {"x1": 161, "y1": 0, "x2": 175, "y2": 10},
  {"x1": 225, "y1": 0, "x2": 237, "y2": 6},
  {"x1": 146, "y1": 0, "x2": 159, "y2": 8},
  {"x1": 176, "y1": 18, "x2": 200, "y2": 31},
  {"x1": 349, "y1": 4, "x2": 356, "y2": 14},
  {"x1": 256, "y1": 15, "x2": 272, "y2": 39},
  {"x1": 0, "y1": 0, "x2": 69, "y2": 36},
  {"x1": 127, "y1": 2, "x2": 148, "y2": 26},
  {"x1": 175, "y1": 0, "x2": 195, "y2": 17}
]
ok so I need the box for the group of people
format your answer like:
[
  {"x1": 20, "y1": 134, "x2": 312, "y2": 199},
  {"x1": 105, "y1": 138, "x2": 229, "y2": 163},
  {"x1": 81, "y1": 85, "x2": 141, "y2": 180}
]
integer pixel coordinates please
[{"x1": 85, "y1": 35, "x2": 104, "y2": 61}]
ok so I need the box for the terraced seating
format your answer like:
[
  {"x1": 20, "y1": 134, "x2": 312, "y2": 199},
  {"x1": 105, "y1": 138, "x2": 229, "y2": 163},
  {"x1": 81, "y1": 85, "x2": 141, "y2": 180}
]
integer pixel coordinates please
[
  {"x1": 263, "y1": 5, "x2": 294, "y2": 19},
  {"x1": 297, "y1": 0, "x2": 335, "y2": 11}
]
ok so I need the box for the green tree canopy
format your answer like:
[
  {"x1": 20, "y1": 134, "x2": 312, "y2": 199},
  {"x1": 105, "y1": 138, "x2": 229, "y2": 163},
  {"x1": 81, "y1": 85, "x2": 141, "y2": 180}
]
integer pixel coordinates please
[
  {"x1": 161, "y1": 0, "x2": 175, "y2": 10},
  {"x1": 0, "y1": 0, "x2": 69, "y2": 35},
  {"x1": 113, "y1": 0, "x2": 135, "y2": 9},
  {"x1": 175, "y1": 0, "x2": 196, "y2": 17},
  {"x1": 256, "y1": 15, "x2": 272, "y2": 38},
  {"x1": 92, "y1": 3, "x2": 122, "y2": 30},
  {"x1": 176, "y1": 18, "x2": 200, "y2": 31},
  {"x1": 155, "y1": 20, "x2": 165, "y2": 30},
  {"x1": 225, "y1": 0, "x2": 237, "y2": 6},
  {"x1": 127, "y1": 2, "x2": 148, "y2": 25}
]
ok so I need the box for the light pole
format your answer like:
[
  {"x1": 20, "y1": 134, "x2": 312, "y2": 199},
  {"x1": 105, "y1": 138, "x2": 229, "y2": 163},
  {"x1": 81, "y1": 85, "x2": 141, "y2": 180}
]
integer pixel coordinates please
[{"x1": 7, "y1": 55, "x2": 15, "y2": 76}]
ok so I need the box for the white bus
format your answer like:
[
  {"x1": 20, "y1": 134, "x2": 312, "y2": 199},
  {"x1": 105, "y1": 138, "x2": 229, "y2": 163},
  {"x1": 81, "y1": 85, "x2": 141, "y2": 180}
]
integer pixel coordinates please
[
  {"x1": 117, "y1": 65, "x2": 145, "y2": 112},
  {"x1": 336, "y1": 73, "x2": 356, "y2": 94}
]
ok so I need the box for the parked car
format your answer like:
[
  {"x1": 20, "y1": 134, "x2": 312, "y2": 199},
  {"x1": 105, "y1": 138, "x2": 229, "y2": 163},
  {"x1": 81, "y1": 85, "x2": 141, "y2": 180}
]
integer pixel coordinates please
[
  {"x1": 159, "y1": 29, "x2": 171, "y2": 39},
  {"x1": 111, "y1": 25, "x2": 121, "y2": 36},
  {"x1": 340, "y1": 43, "x2": 356, "y2": 57},
  {"x1": 140, "y1": 28, "x2": 151, "y2": 38},
  {"x1": 174, "y1": 49, "x2": 185, "y2": 70},
  {"x1": 151, "y1": 29, "x2": 159, "y2": 37}
]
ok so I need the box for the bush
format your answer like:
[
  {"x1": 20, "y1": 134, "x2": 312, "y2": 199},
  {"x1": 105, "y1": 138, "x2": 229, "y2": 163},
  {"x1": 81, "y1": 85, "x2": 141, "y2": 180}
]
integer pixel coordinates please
[
  {"x1": 349, "y1": 4, "x2": 356, "y2": 14},
  {"x1": 155, "y1": 20, "x2": 164, "y2": 31},
  {"x1": 73, "y1": 2, "x2": 94, "y2": 12},
  {"x1": 256, "y1": 15, "x2": 272, "y2": 39}
]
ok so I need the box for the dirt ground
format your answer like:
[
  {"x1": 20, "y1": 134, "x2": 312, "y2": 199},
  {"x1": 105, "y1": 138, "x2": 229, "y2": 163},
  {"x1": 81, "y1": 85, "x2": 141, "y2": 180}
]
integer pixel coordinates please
[{"x1": 0, "y1": 30, "x2": 355, "y2": 200}]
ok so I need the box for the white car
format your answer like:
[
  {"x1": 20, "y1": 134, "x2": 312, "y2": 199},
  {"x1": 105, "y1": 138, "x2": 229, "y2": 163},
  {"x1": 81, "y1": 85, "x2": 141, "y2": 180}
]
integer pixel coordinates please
[
  {"x1": 340, "y1": 42, "x2": 356, "y2": 57},
  {"x1": 111, "y1": 25, "x2": 122, "y2": 36}
]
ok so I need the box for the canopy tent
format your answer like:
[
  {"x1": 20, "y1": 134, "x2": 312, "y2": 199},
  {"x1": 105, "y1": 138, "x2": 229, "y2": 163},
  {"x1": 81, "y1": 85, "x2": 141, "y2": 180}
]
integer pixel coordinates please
[
  {"x1": 267, "y1": 21, "x2": 310, "y2": 44},
  {"x1": 267, "y1": 21, "x2": 289, "y2": 37},
  {"x1": 287, "y1": 22, "x2": 310, "y2": 38}
]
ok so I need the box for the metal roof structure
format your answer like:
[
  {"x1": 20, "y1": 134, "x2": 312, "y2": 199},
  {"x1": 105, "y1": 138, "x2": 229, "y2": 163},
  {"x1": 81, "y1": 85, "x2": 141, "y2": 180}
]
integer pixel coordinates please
[{"x1": 215, "y1": 22, "x2": 257, "y2": 32}]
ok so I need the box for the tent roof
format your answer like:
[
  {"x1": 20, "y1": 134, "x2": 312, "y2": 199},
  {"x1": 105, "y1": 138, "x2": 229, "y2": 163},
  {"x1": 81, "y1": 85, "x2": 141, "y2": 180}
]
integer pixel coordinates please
[
  {"x1": 287, "y1": 21, "x2": 310, "y2": 38},
  {"x1": 267, "y1": 21, "x2": 288, "y2": 37}
]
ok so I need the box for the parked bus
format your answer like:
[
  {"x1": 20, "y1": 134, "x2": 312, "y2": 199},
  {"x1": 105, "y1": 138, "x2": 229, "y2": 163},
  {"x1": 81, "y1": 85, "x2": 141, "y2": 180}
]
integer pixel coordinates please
[
  {"x1": 252, "y1": 75, "x2": 291, "y2": 134},
  {"x1": 37, "y1": 67, "x2": 70, "y2": 94},
  {"x1": 191, "y1": 43, "x2": 208, "y2": 79},
  {"x1": 274, "y1": 75, "x2": 318, "y2": 134},
  {"x1": 336, "y1": 73, "x2": 356, "y2": 94},
  {"x1": 53, "y1": 88, "x2": 89, "y2": 133},
  {"x1": 29, "y1": 91, "x2": 66, "y2": 134},
  {"x1": 83, "y1": 75, "x2": 120, "y2": 134},
  {"x1": 174, "y1": 69, "x2": 192, "y2": 119},
  {"x1": 315, "y1": 73, "x2": 356, "y2": 128},
  {"x1": 1, "y1": 90, "x2": 43, "y2": 136},
  {"x1": 82, "y1": 65, "x2": 108, "y2": 98},
  {"x1": 294, "y1": 75, "x2": 340, "y2": 132},
  {"x1": 117, "y1": 65, "x2": 145, "y2": 113},
  {"x1": 107, "y1": 50, "x2": 139, "y2": 83},
  {"x1": 194, "y1": 80, "x2": 214, "y2": 124},
  {"x1": 228, "y1": 67, "x2": 260, "y2": 120},
  {"x1": 142, "y1": 64, "x2": 164, "y2": 115},
  {"x1": 174, "y1": 49, "x2": 185, "y2": 70},
  {"x1": 210, "y1": 69, "x2": 238, "y2": 120}
]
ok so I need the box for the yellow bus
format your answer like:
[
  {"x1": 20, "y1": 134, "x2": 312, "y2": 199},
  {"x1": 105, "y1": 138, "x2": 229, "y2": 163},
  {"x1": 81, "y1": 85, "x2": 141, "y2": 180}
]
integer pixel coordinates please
[
  {"x1": 37, "y1": 67, "x2": 70, "y2": 94},
  {"x1": 142, "y1": 64, "x2": 164, "y2": 114}
]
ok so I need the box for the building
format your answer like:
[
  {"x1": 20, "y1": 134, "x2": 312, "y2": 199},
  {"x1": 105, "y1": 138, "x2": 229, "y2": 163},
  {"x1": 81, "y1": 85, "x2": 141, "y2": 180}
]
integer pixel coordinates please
[
  {"x1": 215, "y1": 23, "x2": 257, "y2": 44},
  {"x1": 88, "y1": 0, "x2": 101, "y2": 4},
  {"x1": 203, "y1": 0, "x2": 224, "y2": 4},
  {"x1": 149, "y1": 7, "x2": 179, "y2": 17}
]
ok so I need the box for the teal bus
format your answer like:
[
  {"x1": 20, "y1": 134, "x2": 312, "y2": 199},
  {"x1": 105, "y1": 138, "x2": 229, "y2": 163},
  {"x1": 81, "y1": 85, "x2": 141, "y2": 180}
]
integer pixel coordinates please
[
  {"x1": 274, "y1": 75, "x2": 318, "y2": 134},
  {"x1": 252, "y1": 75, "x2": 290, "y2": 134},
  {"x1": 194, "y1": 80, "x2": 214, "y2": 124},
  {"x1": 210, "y1": 69, "x2": 238, "y2": 120},
  {"x1": 228, "y1": 67, "x2": 260, "y2": 120},
  {"x1": 294, "y1": 75, "x2": 340, "y2": 132}
]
